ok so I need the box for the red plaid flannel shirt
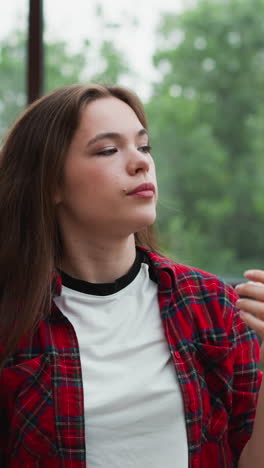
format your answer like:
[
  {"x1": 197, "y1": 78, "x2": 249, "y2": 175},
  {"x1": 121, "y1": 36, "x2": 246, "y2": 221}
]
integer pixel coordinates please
[{"x1": 0, "y1": 248, "x2": 262, "y2": 467}]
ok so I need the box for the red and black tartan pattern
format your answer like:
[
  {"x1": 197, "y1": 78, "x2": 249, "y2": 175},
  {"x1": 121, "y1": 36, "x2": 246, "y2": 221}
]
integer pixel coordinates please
[{"x1": 0, "y1": 248, "x2": 262, "y2": 467}]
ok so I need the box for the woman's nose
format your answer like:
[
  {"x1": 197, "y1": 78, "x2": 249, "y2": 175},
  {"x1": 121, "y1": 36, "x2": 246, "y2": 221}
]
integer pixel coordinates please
[{"x1": 126, "y1": 149, "x2": 150, "y2": 175}]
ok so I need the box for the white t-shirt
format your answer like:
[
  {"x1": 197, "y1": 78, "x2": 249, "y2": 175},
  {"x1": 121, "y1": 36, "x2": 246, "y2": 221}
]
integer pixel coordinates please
[{"x1": 54, "y1": 251, "x2": 188, "y2": 467}]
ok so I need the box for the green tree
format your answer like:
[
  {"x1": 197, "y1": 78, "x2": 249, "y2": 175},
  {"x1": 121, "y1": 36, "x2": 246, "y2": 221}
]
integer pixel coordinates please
[
  {"x1": 148, "y1": 0, "x2": 264, "y2": 276},
  {"x1": 0, "y1": 30, "x2": 26, "y2": 136},
  {"x1": 0, "y1": 29, "x2": 129, "y2": 137}
]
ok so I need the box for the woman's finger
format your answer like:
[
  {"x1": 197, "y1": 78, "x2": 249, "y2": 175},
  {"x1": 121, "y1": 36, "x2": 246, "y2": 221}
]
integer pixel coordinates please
[
  {"x1": 244, "y1": 269, "x2": 264, "y2": 283},
  {"x1": 235, "y1": 282, "x2": 264, "y2": 302},
  {"x1": 239, "y1": 310, "x2": 264, "y2": 340},
  {"x1": 236, "y1": 298, "x2": 264, "y2": 320}
]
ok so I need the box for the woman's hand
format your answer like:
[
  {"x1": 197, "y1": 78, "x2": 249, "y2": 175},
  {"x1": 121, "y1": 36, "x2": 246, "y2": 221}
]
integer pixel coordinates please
[{"x1": 235, "y1": 270, "x2": 264, "y2": 366}]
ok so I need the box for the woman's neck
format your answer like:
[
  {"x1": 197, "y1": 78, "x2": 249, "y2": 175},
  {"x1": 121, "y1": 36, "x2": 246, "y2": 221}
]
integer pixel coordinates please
[{"x1": 58, "y1": 232, "x2": 137, "y2": 284}]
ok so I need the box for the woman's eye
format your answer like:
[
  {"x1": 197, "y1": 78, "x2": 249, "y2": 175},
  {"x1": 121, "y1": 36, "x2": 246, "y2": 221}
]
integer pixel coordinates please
[
  {"x1": 96, "y1": 148, "x2": 117, "y2": 156},
  {"x1": 139, "y1": 145, "x2": 152, "y2": 154}
]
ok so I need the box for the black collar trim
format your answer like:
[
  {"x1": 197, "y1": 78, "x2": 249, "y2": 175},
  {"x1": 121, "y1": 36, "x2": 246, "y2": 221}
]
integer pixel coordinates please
[{"x1": 59, "y1": 248, "x2": 157, "y2": 296}]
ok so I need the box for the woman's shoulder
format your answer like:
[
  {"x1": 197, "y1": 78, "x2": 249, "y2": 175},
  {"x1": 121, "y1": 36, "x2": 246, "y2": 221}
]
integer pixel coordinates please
[
  {"x1": 143, "y1": 249, "x2": 258, "y2": 350},
  {"x1": 143, "y1": 248, "x2": 234, "y2": 296}
]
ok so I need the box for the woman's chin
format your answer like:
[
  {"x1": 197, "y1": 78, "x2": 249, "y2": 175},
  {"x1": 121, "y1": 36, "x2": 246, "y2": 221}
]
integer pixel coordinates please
[{"x1": 130, "y1": 211, "x2": 157, "y2": 232}]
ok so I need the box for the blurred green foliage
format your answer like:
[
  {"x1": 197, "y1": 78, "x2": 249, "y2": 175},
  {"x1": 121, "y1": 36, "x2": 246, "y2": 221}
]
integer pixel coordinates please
[
  {"x1": 147, "y1": 0, "x2": 264, "y2": 277},
  {"x1": 1, "y1": 0, "x2": 264, "y2": 278}
]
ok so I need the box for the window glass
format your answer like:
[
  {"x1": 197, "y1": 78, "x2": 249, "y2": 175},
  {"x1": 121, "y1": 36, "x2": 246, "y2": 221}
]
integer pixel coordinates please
[{"x1": 0, "y1": 1, "x2": 28, "y2": 136}]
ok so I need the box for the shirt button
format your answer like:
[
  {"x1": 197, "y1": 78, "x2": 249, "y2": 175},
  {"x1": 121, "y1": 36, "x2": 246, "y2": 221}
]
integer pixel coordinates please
[{"x1": 174, "y1": 351, "x2": 181, "y2": 359}]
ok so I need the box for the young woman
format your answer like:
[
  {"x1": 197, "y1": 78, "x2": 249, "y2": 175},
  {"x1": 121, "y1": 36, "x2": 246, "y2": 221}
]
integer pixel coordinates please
[{"x1": 0, "y1": 84, "x2": 262, "y2": 468}]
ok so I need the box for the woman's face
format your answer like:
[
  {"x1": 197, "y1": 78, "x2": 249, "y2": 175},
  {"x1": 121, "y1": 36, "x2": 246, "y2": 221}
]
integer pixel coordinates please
[{"x1": 56, "y1": 96, "x2": 157, "y2": 239}]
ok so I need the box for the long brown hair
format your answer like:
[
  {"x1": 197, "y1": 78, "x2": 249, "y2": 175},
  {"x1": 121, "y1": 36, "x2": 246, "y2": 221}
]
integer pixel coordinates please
[{"x1": 0, "y1": 84, "x2": 158, "y2": 367}]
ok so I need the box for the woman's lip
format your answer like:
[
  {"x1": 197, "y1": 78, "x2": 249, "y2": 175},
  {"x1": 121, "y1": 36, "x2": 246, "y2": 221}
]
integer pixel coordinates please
[
  {"x1": 127, "y1": 183, "x2": 155, "y2": 195},
  {"x1": 128, "y1": 190, "x2": 154, "y2": 198}
]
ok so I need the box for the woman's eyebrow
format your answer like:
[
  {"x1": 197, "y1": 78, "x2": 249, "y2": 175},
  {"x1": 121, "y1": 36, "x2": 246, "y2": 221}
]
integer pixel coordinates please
[{"x1": 86, "y1": 128, "x2": 148, "y2": 147}]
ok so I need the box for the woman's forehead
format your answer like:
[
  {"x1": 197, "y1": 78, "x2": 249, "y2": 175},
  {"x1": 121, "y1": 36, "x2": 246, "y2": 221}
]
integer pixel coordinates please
[{"x1": 79, "y1": 97, "x2": 142, "y2": 135}]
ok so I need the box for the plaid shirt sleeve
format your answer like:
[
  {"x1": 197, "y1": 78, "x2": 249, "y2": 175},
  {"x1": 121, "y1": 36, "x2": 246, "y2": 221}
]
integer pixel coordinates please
[
  {"x1": 148, "y1": 249, "x2": 263, "y2": 468},
  {"x1": 223, "y1": 285, "x2": 262, "y2": 460},
  {"x1": 182, "y1": 270, "x2": 262, "y2": 466}
]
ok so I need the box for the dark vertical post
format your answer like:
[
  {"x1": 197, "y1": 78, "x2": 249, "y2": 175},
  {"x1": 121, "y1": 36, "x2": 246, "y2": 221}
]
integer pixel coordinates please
[{"x1": 27, "y1": 0, "x2": 43, "y2": 104}]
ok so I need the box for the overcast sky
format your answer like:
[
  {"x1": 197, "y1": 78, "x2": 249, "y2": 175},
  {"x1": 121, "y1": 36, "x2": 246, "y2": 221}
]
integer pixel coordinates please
[{"x1": 2, "y1": 0, "x2": 195, "y2": 97}]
